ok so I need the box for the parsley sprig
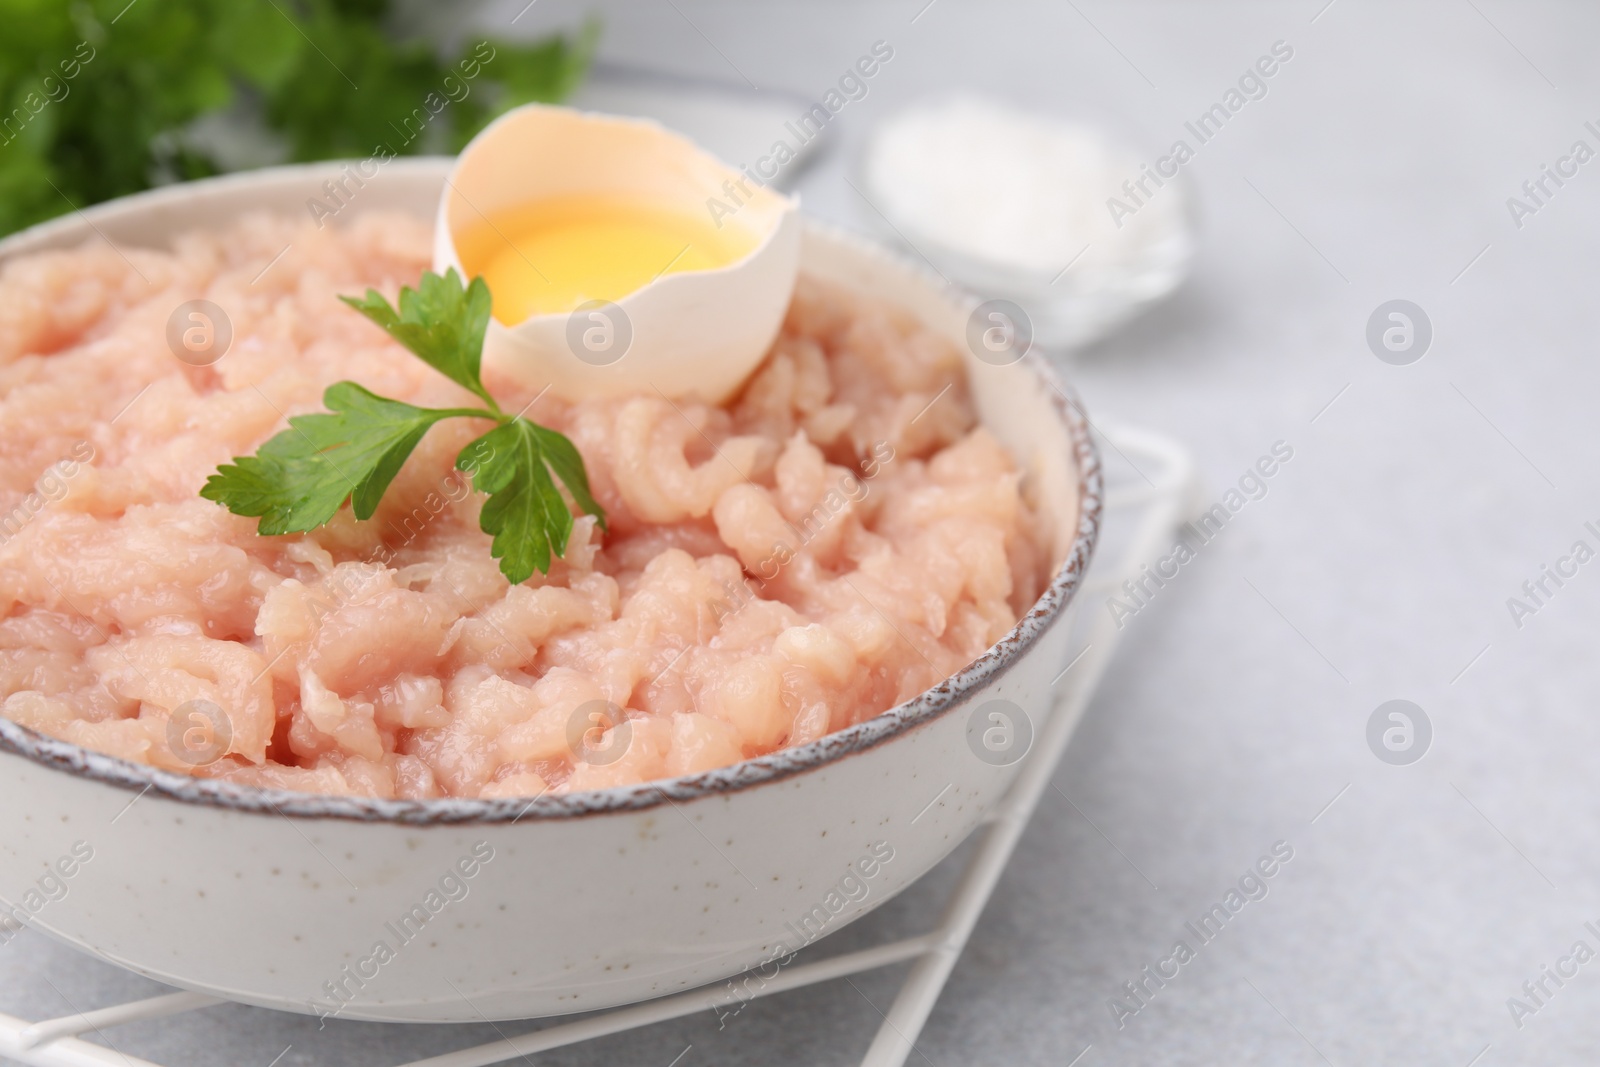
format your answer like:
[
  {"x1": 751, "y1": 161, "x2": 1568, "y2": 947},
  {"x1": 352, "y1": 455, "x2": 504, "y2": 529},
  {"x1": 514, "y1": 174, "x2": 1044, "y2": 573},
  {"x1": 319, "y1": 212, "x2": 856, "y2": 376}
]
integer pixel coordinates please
[{"x1": 201, "y1": 269, "x2": 604, "y2": 584}]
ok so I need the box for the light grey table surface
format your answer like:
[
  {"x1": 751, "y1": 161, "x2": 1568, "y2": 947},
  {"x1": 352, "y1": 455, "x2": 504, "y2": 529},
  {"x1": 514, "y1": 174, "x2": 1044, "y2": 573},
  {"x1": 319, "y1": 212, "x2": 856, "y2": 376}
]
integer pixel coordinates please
[{"x1": 6, "y1": 2, "x2": 1600, "y2": 1065}]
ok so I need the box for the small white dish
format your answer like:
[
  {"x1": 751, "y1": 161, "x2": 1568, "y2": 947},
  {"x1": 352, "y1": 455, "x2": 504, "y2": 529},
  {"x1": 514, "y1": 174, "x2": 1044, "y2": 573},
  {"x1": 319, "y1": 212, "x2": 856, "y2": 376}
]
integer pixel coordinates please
[{"x1": 860, "y1": 96, "x2": 1195, "y2": 350}]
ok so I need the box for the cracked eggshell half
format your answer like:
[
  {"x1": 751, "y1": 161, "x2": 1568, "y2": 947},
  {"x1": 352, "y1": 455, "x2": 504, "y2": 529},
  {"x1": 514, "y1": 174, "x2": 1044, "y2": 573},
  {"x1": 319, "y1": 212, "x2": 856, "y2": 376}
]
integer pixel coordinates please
[{"x1": 433, "y1": 104, "x2": 801, "y2": 404}]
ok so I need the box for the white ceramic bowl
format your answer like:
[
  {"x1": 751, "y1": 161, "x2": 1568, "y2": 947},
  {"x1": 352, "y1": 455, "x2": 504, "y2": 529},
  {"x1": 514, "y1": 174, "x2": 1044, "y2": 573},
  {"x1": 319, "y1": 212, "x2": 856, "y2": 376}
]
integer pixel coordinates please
[{"x1": 0, "y1": 160, "x2": 1101, "y2": 1023}]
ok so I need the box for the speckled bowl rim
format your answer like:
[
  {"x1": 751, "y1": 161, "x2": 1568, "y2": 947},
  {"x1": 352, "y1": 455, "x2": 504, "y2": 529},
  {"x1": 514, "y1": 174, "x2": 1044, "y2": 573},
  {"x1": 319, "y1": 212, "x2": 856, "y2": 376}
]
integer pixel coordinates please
[{"x1": 0, "y1": 166, "x2": 1104, "y2": 824}]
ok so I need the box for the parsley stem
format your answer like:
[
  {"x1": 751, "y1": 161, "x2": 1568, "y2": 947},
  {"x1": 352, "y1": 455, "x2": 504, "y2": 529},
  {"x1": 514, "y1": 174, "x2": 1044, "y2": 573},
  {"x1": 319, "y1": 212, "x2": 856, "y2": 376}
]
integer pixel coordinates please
[{"x1": 425, "y1": 406, "x2": 503, "y2": 422}]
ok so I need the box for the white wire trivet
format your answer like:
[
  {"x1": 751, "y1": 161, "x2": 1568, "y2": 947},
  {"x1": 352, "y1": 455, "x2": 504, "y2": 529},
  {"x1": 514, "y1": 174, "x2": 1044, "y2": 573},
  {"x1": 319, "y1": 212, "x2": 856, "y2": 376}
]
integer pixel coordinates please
[{"x1": 0, "y1": 425, "x2": 1195, "y2": 1067}]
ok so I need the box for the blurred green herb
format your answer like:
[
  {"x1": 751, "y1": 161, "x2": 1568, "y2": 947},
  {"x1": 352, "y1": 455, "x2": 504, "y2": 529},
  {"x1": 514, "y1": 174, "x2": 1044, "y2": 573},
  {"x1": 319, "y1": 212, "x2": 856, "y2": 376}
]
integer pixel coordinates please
[{"x1": 0, "y1": 0, "x2": 598, "y2": 236}]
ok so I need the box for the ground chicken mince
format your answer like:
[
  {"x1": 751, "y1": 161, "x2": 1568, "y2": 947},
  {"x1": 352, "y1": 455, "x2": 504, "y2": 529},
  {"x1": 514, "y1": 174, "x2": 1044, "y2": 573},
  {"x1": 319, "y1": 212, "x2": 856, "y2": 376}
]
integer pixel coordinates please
[{"x1": 0, "y1": 213, "x2": 1048, "y2": 798}]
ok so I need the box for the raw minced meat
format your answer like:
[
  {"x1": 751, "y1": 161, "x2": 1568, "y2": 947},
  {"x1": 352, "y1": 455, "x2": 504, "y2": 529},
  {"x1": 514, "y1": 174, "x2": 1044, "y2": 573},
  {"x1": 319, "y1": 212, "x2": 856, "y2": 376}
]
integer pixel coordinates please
[{"x1": 0, "y1": 212, "x2": 1047, "y2": 798}]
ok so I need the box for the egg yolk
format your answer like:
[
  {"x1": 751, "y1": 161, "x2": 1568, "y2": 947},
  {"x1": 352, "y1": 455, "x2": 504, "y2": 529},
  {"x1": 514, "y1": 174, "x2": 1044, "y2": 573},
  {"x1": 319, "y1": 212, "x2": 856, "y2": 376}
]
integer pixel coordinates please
[{"x1": 455, "y1": 194, "x2": 761, "y2": 324}]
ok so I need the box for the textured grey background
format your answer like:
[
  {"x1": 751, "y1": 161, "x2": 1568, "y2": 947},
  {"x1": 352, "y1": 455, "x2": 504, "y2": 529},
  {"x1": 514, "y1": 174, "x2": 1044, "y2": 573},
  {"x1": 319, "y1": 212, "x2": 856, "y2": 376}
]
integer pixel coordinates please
[{"x1": 5, "y1": 2, "x2": 1600, "y2": 1064}]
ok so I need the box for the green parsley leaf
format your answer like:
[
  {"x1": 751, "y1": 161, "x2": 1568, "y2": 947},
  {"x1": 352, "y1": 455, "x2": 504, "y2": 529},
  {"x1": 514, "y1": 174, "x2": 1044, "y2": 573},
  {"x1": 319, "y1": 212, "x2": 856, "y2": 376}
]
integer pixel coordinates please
[
  {"x1": 523, "y1": 419, "x2": 605, "y2": 531},
  {"x1": 459, "y1": 420, "x2": 568, "y2": 583},
  {"x1": 340, "y1": 269, "x2": 497, "y2": 410},
  {"x1": 201, "y1": 382, "x2": 482, "y2": 535}
]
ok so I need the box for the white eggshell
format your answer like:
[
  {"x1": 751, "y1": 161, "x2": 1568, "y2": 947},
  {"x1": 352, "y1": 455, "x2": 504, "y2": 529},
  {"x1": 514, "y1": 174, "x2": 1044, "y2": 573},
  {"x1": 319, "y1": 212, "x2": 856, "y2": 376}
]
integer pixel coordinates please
[{"x1": 433, "y1": 104, "x2": 801, "y2": 404}]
